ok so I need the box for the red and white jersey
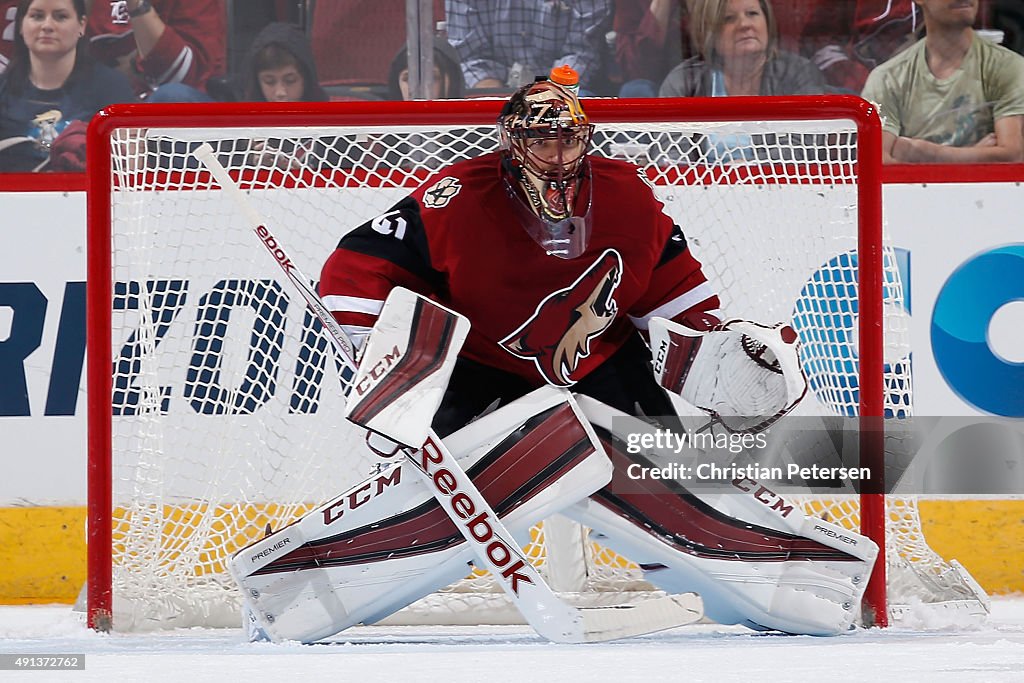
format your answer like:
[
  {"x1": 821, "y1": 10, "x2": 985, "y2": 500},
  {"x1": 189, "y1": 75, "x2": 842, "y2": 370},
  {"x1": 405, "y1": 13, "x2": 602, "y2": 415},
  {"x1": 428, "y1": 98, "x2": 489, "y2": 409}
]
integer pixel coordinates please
[
  {"x1": 321, "y1": 151, "x2": 721, "y2": 388},
  {"x1": 0, "y1": 0, "x2": 18, "y2": 75},
  {"x1": 86, "y1": 0, "x2": 226, "y2": 94}
]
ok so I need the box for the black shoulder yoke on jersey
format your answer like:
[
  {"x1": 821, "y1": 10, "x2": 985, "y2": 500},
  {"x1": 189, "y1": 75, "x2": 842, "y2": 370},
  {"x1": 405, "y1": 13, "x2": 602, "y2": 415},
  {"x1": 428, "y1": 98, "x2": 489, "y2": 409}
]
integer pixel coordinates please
[{"x1": 336, "y1": 195, "x2": 446, "y2": 292}]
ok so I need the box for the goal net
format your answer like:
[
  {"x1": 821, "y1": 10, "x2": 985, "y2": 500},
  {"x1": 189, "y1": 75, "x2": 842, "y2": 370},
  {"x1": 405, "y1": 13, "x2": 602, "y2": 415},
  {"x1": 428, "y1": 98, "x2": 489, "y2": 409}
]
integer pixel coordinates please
[{"x1": 86, "y1": 98, "x2": 987, "y2": 632}]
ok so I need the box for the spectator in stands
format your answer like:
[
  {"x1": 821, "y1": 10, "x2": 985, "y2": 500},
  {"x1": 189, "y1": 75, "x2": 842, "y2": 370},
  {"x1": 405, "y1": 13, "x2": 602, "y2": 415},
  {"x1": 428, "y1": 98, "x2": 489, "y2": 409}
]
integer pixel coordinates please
[
  {"x1": 802, "y1": 0, "x2": 921, "y2": 94},
  {"x1": 0, "y1": 0, "x2": 134, "y2": 172},
  {"x1": 86, "y1": 0, "x2": 225, "y2": 101},
  {"x1": 659, "y1": 0, "x2": 825, "y2": 97},
  {"x1": 446, "y1": 0, "x2": 613, "y2": 95},
  {"x1": 244, "y1": 22, "x2": 327, "y2": 102},
  {"x1": 233, "y1": 24, "x2": 350, "y2": 174},
  {"x1": 386, "y1": 36, "x2": 464, "y2": 100},
  {"x1": 861, "y1": 0, "x2": 1024, "y2": 163},
  {"x1": 613, "y1": 0, "x2": 685, "y2": 98}
]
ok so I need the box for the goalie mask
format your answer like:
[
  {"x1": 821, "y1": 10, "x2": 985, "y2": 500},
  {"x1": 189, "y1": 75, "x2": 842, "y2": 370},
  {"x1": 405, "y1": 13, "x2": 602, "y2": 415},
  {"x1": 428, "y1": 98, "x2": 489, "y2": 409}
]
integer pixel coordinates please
[{"x1": 499, "y1": 70, "x2": 595, "y2": 259}]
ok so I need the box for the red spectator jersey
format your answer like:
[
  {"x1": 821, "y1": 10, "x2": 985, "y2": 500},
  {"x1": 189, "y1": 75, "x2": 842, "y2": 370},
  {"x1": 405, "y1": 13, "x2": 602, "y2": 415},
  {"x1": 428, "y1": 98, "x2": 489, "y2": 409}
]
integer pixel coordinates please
[
  {"x1": 87, "y1": 0, "x2": 226, "y2": 94},
  {"x1": 799, "y1": 0, "x2": 919, "y2": 92},
  {"x1": 613, "y1": 0, "x2": 685, "y2": 83},
  {"x1": 0, "y1": 0, "x2": 18, "y2": 74},
  {"x1": 321, "y1": 151, "x2": 720, "y2": 388}
]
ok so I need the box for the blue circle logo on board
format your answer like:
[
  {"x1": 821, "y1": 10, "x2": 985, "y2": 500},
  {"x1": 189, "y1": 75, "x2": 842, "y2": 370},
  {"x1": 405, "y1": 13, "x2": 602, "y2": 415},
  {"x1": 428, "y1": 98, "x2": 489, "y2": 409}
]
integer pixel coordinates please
[
  {"x1": 931, "y1": 244, "x2": 1024, "y2": 417},
  {"x1": 791, "y1": 250, "x2": 911, "y2": 418}
]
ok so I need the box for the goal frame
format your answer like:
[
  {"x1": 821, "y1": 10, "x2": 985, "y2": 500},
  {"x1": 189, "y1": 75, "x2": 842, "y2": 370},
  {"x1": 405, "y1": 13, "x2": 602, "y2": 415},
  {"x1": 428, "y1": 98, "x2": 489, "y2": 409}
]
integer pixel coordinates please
[{"x1": 85, "y1": 96, "x2": 887, "y2": 632}]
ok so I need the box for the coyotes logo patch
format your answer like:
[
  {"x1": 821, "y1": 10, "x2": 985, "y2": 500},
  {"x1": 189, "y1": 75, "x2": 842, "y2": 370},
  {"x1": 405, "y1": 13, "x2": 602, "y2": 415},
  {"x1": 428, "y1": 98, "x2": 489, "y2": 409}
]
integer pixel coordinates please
[
  {"x1": 500, "y1": 249, "x2": 623, "y2": 386},
  {"x1": 422, "y1": 176, "x2": 462, "y2": 208}
]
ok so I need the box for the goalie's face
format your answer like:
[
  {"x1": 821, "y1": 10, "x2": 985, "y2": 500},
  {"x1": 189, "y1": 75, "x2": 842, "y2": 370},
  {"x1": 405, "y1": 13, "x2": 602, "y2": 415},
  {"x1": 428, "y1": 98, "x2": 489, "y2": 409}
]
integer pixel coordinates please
[
  {"x1": 499, "y1": 81, "x2": 595, "y2": 258},
  {"x1": 501, "y1": 81, "x2": 593, "y2": 219},
  {"x1": 511, "y1": 128, "x2": 590, "y2": 219},
  {"x1": 517, "y1": 128, "x2": 589, "y2": 181}
]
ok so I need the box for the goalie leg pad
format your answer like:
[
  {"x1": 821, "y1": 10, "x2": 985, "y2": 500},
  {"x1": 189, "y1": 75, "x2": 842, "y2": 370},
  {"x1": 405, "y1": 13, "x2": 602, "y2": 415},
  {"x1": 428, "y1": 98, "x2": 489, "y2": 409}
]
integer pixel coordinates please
[
  {"x1": 231, "y1": 387, "x2": 612, "y2": 643},
  {"x1": 568, "y1": 396, "x2": 877, "y2": 636}
]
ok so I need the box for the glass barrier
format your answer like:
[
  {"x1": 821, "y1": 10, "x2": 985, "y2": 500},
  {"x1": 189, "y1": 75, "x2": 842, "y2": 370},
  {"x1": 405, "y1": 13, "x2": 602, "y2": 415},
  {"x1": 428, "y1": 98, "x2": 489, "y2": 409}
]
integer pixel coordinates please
[{"x1": 0, "y1": 0, "x2": 1021, "y2": 172}]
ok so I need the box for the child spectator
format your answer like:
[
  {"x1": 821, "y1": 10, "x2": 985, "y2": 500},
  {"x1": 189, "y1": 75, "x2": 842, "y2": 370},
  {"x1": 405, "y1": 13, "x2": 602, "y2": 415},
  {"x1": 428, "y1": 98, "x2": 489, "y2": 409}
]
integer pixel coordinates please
[
  {"x1": 244, "y1": 22, "x2": 327, "y2": 102},
  {"x1": 382, "y1": 37, "x2": 479, "y2": 170},
  {"x1": 386, "y1": 36, "x2": 464, "y2": 100},
  {"x1": 861, "y1": 0, "x2": 1024, "y2": 163},
  {"x1": 232, "y1": 23, "x2": 344, "y2": 173},
  {"x1": 86, "y1": 0, "x2": 226, "y2": 101},
  {"x1": 0, "y1": 0, "x2": 134, "y2": 172}
]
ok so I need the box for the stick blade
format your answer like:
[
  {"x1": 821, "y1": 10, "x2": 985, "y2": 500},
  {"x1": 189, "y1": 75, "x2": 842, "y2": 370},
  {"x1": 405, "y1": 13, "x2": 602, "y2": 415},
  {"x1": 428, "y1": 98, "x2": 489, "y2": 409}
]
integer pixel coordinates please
[{"x1": 578, "y1": 593, "x2": 703, "y2": 643}]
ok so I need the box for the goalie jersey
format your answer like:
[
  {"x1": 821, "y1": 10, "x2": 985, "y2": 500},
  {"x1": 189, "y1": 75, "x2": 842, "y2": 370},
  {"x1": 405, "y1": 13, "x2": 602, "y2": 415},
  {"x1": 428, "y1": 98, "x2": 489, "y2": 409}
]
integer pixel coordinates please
[{"x1": 321, "y1": 151, "x2": 720, "y2": 388}]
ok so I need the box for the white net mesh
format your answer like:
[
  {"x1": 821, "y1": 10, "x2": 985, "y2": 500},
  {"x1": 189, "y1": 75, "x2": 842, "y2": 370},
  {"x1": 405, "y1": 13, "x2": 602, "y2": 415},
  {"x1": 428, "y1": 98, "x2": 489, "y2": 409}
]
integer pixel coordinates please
[{"x1": 92, "y1": 108, "x2": 979, "y2": 631}]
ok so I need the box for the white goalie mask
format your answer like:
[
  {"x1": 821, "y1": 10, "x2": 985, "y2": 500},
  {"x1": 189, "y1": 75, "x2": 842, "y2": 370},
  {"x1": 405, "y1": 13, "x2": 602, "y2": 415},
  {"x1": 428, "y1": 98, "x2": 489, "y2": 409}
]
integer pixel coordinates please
[{"x1": 499, "y1": 74, "x2": 595, "y2": 259}]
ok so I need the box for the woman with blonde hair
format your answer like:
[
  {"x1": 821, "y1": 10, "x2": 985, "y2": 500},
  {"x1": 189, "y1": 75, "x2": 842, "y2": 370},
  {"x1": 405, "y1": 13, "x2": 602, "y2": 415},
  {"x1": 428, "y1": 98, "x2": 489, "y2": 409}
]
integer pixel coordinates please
[{"x1": 659, "y1": 0, "x2": 824, "y2": 97}]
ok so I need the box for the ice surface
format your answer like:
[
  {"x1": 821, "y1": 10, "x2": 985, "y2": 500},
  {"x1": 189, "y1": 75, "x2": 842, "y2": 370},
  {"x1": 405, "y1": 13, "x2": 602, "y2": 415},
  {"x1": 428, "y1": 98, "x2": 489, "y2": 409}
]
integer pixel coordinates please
[{"x1": 0, "y1": 599, "x2": 1022, "y2": 682}]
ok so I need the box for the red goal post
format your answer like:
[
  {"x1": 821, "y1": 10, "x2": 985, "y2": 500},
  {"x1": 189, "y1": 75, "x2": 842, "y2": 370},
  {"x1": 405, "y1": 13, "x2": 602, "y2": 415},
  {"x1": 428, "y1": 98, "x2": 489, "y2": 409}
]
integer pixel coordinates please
[{"x1": 86, "y1": 96, "x2": 890, "y2": 632}]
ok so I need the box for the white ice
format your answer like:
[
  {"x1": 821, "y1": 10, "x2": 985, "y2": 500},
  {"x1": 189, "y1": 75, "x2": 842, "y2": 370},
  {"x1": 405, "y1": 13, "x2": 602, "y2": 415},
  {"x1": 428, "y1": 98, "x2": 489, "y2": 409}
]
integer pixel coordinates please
[{"x1": 1, "y1": 599, "x2": 1023, "y2": 682}]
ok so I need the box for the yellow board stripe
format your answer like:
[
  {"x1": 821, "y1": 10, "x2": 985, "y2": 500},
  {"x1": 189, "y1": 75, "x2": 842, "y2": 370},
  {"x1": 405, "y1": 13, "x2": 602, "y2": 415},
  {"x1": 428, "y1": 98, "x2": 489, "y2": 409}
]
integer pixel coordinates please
[
  {"x1": 0, "y1": 507, "x2": 87, "y2": 604},
  {"x1": 917, "y1": 499, "x2": 1024, "y2": 595}
]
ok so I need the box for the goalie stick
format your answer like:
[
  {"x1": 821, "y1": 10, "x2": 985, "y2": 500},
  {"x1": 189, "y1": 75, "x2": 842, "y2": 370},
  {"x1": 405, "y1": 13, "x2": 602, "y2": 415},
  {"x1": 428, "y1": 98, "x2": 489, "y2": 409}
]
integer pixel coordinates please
[{"x1": 191, "y1": 143, "x2": 702, "y2": 643}]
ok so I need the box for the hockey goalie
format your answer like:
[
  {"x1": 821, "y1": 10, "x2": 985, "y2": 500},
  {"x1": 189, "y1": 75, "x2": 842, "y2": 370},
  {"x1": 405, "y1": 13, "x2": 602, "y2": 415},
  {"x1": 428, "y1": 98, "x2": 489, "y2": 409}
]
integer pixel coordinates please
[{"x1": 229, "y1": 67, "x2": 878, "y2": 643}]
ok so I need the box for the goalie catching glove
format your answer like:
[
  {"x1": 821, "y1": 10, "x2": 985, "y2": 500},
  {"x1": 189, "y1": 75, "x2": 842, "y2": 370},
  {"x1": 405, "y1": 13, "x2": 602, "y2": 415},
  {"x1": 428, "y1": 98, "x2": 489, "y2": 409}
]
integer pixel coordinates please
[{"x1": 649, "y1": 317, "x2": 807, "y2": 433}]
